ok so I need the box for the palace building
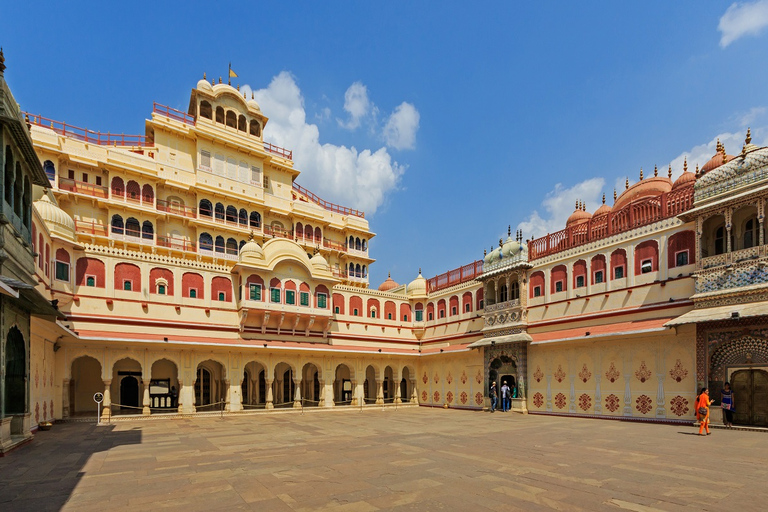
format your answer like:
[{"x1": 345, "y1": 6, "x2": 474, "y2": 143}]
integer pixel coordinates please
[{"x1": 1, "y1": 55, "x2": 766, "y2": 454}]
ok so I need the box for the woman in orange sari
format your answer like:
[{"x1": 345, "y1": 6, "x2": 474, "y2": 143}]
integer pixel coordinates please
[{"x1": 696, "y1": 387, "x2": 713, "y2": 436}]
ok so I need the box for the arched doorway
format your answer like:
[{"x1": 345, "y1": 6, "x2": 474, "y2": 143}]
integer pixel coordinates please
[
  {"x1": 241, "y1": 361, "x2": 266, "y2": 409},
  {"x1": 273, "y1": 362, "x2": 294, "y2": 408},
  {"x1": 335, "y1": 364, "x2": 352, "y2": 404},
  {"x1": 731, "y1": 369, "x2": 768, "y2": 427},
  {"x1": 195, "y1": 360, "x2": 225, "y2": 410},
  {"x1": 70, "y1": 356, "x2": 102, "y2": 415},
  {"x1": 150, "y1": 358, "x2": 178, "y2": 410},
  {"x1": 401, "y1": 366, "x2": 413, "y2": 403},
  {"x1": 119, "y1": 376, "x2": 140, "y2": 412},
  {"x1": 383, "y1": 366, "x2": 394, "y2": 402},
  {"x1": 4, "y1": 327, "x2": 26, "y2": 415},
  {"x1": 301, "y1": 363, "x2": 320, "y2": 407},
  {"x1": 364, "y1": 365, "x2": 376, "y2": 404},
  {"x1": 489, "y1": 356, "x2": 517, "y2": 400}
]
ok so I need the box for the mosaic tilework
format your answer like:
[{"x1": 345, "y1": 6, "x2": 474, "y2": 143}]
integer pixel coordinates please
[
  {"x1": 696, "y1": 264, "x2": 768, "y2": 294},
  {"x1": 695, "y1": 147, "x2": 768, "y2": 201}
]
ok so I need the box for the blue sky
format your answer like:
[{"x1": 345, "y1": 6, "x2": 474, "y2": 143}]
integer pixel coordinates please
[{"x1": 5, "y1": 2, "x2": 768, "y2": 288}]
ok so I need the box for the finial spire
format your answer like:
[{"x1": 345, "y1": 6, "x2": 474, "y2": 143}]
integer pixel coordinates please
[
  {"x1": 614, "y1": 188, "x2": 617, "y2": 202},
  {"x1": 419, "y1": 267, "x2": 422, "y2": 275},
  {"x1": 388, "y1": 271, "x2": 391, "y2": 278},
  {"x1": 602, "y1": 193, "x2": 606, "y2": 205},
  {"x1": 695, "y1": 163, "x2": 700, "y2": 176},
  {"x1": 746, "y1": 127, "x2": 752, "y2": 145},
  {"x1": 484, "y1": 249, "x2": 487, "y2": 257},
  {"x1": 203, "y1": 72, "x2": 206, "y2": 80},
  {"x1": 219, "y1": 76, "x2": 222, "y2": 84},
  {"x1": 575, "y1": 200, "x2": 578, "y2": 210},
  {"x1": 684, "y1": 157, "x2": 688, "y2": 173},
  {"x1": 508, "y1": 225, "x2": 511, "y2": 237},
  {"x1": 639, "y1": 168, "x2": 644, "y2": 180},
  {"x1": 654, "y1": 164, "x2": 658, "y2": 177},
  {"x1": 625, "y1": 177, "x2": 629, "y2": 189},
  {"x1": 716, "y1": 138, "x2": 721, "y2": 152},
  {"x1": 499, "y1": 238, "x2": 503, "y2": 248},
  {"x1": 248, "y1": 230, "x2": 254, "y2": 241},
  {"x1": 251, "y1": 91, "x2": 254, "y2": 99}
]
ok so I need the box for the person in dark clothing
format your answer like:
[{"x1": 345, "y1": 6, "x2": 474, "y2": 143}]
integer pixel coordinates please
[
  {"x1": 489, "y1": 382, "x2": 497, "y2": 413},
  {"x1": 721, "y1": 382, "x2": 734, "y2": 427}
]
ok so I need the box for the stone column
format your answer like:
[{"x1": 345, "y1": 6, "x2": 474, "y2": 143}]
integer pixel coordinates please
[
  {"x1": 410, "y1": 379, "x2": 418, "y2": 403},
  {"x1": 223, "y1": 379, "x2": 232, "y2": 412},
  {"x1": 655, "y1": 373, "x2": 666, "y2": 418},
  {"x1": 229, "y1": 379, "x2": 242, "y2": 412},
  {"x1": 350, "y1": 380, "x2": 359, "y2": 406},
  {"x1": 142, "y1": 380, "x2": 151, "y2": 415},
  {"x1": 293, "y1": 378, "x2": 302, "y2": 408},
  {"x1": 252, "y1": 375, "x2": 259, "y2": 406},
  {"x1": 265, "y1": 378, "x2": 274, "y2": 409},
  {"x1": 275, "y1": 378, "x2": 283, "y2": 404},
  {"x1": 375, "y1": 379, "x2": 384, "y2": 405},
  {"x1": 62, "y1": 379, "x2": 71, "y2": 419},
  {"x1": 623, "y1": 374, "x2": 632, "y2": 416},
  {"x1": 179, "y1": 379, "x2": 195, "y2": 414},
  {"x1": 594, "y1": 375, "x2": 603, "y2": 415},
  {"x1": 324, "y1": 380, "x2": 334, "y2": 408},
  {"x1": 760, "y1": 218, "x2": 765, "y2": 247},
  {"x1": 101, "y1": 380, "x2": 112, "y2": 420},
  {"x1": 394, "y1": 375, "x2": 403, "y2": 405},
  {"x1": 318, "y1": 379, "x2": 327, "y2": 407}
]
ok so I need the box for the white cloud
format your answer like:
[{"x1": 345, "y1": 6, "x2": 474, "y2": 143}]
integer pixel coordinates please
[
  {"x1": 516, "y1": 178, "x2": 605, "y2": 239},
  {"x1": 383, "y1": 102, "x2": 420, "y2": 150},
  {"x1": 719, "y1": 1, "x2": 768, "y2": 47},
  {"x1": 339, "y1": 82, "x2": 371, "y2": 130},
  {"x1": 315, "y1": 107, "x2": 331, "y2": 122},
  {"x1": 248, "y1": 72, "x2": 404, "y2": 215},
  {"x1": 739, "y1": 106, "x2": 766, "y2": 126}
]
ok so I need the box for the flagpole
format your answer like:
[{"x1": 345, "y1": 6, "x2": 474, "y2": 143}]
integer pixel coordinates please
[{"x1": 228, "y1": 62, "x2": 231, "y2": 85}]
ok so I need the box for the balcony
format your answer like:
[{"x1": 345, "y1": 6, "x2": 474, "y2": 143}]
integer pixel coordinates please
[
  {"x1": 427, "y1": 260, "x2": 484, "y2": 293},
  {"x1": 156, "y1": 235, "x2": 196, "y2": 253},
  {"x1": 323, "y1": 238, "x2": 347, "y2": 252},
  {"x1": 157, "y1": 199, "x2": 196, "y2": 218},
  {"x1": 25, "y1": 113, "x2": 149, "y2": 147},
  {"x1": 74, "y1": 220, "x2": 108, "y2": 237},
  {"x1": 109, "y1": 227, "x2": 154, "y2": 245},
  {"x1": 58, "y1": 178, "x2": 109, "y2": 199},
  {"x1": 700, "y1": 245, "x2": 764, "y2": 270},
  {"x1": 263, "y1": 225, "x2": 292, "y2": 240},
  {"x1": 292, "y1": 182, "x2": 364, "y2": 219},
  {"x1": 153, "y1": 102, "x2": 195, "y2": 126}
]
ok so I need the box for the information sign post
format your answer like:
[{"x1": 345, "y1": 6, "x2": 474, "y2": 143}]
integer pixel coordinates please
[{"x1": 93, "y1": 392, "x2": 104, "y2": 425}]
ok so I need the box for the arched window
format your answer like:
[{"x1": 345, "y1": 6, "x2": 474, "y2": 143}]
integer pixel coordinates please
[
  {"x1": 199, "y1": 199, "x2": 212, "y2": 218},
  {"x1": 611, "y1": 249, "x2": 627, "y2": 280},
  {"x1": 530, "y1": 271, "x2": 545, "y2": 298},
  {"x1": 355, "y1": 238, "x2": 362, "y2": 251},
  {"x1": 634, "y1": 240, "x2": 658, "y2": 275},
  {"x1": 182, "y1": 272, "x2": 204, "y2": 298},
  {"x1": 238, "y1": 114, "x2": 247, "y2": 132},
  {"x1": 44, "y1": 160, "x2": 55, "y2": 182},
  {"x1": 76, "y1": 257, "x2": 105, "y2": 287},
  {"x1": 126, "y1": 180, "x2": 140, "y2": 202},
  {"x1": 3, "y1": 147, "x2": 12, "y2": 206},
  {"x1": 226, "y1": 110, "x2": 237, "y2": 128},
  {"x1": 510, "y1": 281, "x2": 519, "y2": 300},
  {"x1": 305, "y1": 224, "x2": 313, "y2": 241},
  {"x1": 226, "y1": 237, "x2": 238, "y2": 255},
  {"x1": 362, "y1": 239, "x2": 367, "y2": 251},
  {"x1": 214, "y1": 202, "x2": 225, "y2": 221},
  {"x1": 362, "y1": 265, "x2": 367, "y2": 278},
  {"x1": 226, "y1": 205, "x2": 237, "y2": 223},
  {"x1": 199, "y1": 233, "x2": 213, "y2": 251},
  {"x1": 315, "y1": 227, "x2": 321, "y2": 241},
  {"x1": 115, "y1": 262, "x2": 140, "y2": 292},
  {"x1": 111, "y1": 214, "x2": 124, "y2": 234},
  {"x1": 22, "y1": 176, "x2": 30, "y2": 228},
  {"x1": 239, "y1": 208, "x2": 248, "y2": 226},
  {"x1": 239, "y1": 240, "x2": 246, "y2": 250},
  {"x1": 296, "y1": 223, "x2": 304, "y2": 238},
  {"x1": 744, "y1": 218, "x2": 758, "y2": 249},
  {"x1": 141, "y1": 184, "x2": 154, "y2": 204},
  {"x1": 215, "y1": 106, "x2": 225, "y2": 123},
  {"x1": 211, "y1": 276, "x2": 232, "y2": 302},
  {"x1": 200, "y1": 101, "x2": 212, "y2": 120},
  {"x1": 215, "y1": 235, "x2": 225, "y2": 253},
  {"x1": 715, "y1": 226, "x2": 725, "y2": 255},
  {"x1": 499, "y1": 284, "x2": 508, "y2": 302},
  {"x1": 668, "y1": 231, "x2": 696, "y2": 268},
  {"x1": 348, "y1": 262, "x2": 355, "y2": 276},
  {"x1": 125, "y1": 217, "x2": 140, "y2": 237},
  {"x1": 348, "y1": 236, "x2": 354, "y2": 248},
  {"x1": 14, "y1": 163, "x2": 22, "y2": 217},
  {"x1": 355, "y1": 264, "x2": 361, "y2": 277},
  {"x1": 249, "y1": 211, "x2": 261, "y2": 228},
  {"x1": 250, "y1": 120, "x2": 261, "y2": 137},
  {"x1": 142, "y1": 221, "x2": 154, "y2": 240},
  {"x1": 551, "y1": 265, "x2": 567, "y2": 294},
  {"x1": 111, "y1": 176, "x2": 124, "y2": 197},
  {"x1": 54, "y1": 248, "x2": 71, "y2": 282}
]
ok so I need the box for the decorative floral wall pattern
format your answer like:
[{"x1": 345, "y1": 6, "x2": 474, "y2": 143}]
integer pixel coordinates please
[
  {"x1": 533, "y1": 365, "x2": 543, "y2": 383},
  {"x1": 578, "y1": 393, "x2": 592, "y2": 411},
  {"x1": 578, "y1": 364, "x2": 592, "y2": 383},
  {"x1": 554, "y1": 365, "x2": 566, "y2": 383},
  {"x1": 533, "y1": 392, "x2": 544, "y2": 408},
  {"x1": 635, "y1": 394, "x2": 653, "y2": 414},
  {"x1": 554, "y1": 392, "x2": 567, "y2": 409},
  {"x1": 669, "y1": 396, "x2": 689, "y2": 416},
  {"x1": 605, "y1": 394, "x2": 620, "y2": 413},
  {"x1": 635, "y1": 361, "x2": 652, "y2": 383},
  {"x1": 605, "y1": 362, "x2": 620, "y2": 383},
  {"x1": 668, "y1": 359, "x2": 688, "y2": 382}
]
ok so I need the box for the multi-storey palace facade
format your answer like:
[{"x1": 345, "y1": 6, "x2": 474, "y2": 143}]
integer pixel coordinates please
[{"x1": 2, "y1": 58, "x2": 766, "y2": 453}]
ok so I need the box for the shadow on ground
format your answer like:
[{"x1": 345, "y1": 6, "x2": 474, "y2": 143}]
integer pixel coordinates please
[{"x1": 0, "y1": 422, "x2": 141, "y2": 512}]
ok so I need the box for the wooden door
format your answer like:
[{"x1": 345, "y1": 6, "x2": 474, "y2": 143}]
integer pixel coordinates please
[{"x1": 731, "y1": 369, "x2": 768, "y2": 427}]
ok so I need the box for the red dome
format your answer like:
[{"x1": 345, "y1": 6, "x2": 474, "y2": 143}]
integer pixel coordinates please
[
  {"x1": 614, "y1": 177, "x2": 672, "y2": 211},
  {"x1": 701, "y1": 152, "x2": 735, "y2": 174},
  {"x1": 672, "y1": 171, "x2": 696, "y2": 189},
  {"x1": 378, "y1": 274, "x2": 399, "y2": 292},
  {"x1": 566, "y1": 208, "x2": 592, "y2": 227}
]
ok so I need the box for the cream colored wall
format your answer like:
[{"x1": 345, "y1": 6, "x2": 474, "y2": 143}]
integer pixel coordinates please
[
  {"x1": 29, "y1": 326, "x2": 56, "y2": 424},
  {"x1": 417, "y1": 350, "x2": 485, "y2": 409},
  {"x1": 526, "y1": 324, "x2": 697, "y2": 420}
]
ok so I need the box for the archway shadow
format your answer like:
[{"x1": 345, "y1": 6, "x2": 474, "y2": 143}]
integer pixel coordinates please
[{"x1": 0, "y1": 422, "x2": 141, "y2": 510}]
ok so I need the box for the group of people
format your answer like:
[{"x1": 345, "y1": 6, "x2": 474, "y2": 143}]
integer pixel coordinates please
[
  {"x1": 488, "y1": 381, "x2": 517, "y2": 412},
  {"x1": 695, "y1": 382, "x2": 735, "y2": 436}
]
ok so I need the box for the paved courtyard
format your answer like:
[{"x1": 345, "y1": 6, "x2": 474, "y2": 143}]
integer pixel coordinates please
[{"x1": 1, "y1": 408, "x2": 767, "y2": 511}]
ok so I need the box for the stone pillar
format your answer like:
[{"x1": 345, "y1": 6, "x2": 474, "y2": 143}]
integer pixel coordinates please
[
  {"x1": 375, "y1": 379, "x2": 384, "y2": 405},
  {"x1": 623, "y1": 374, "x2": 632, "y2": 416},
  {"x1": 350, "y1": 380, "x2": 359, "y2": 406},
  {"x1": 323, "y1": 380, "x2": 334, "y2": 408},
  {"x1": 142, "y1": 380, "x2": 151, "y2": 415},
  {"x1": 760, "y1": 218, "x2": 765, "y2": 247},
  {"x1": 275, "y1": 378, "x2": 283, "y2": 404},
  {"x1": 655, "y1": 373, "x2": 666, "y2": 418},
  {"x1": 318, "y1": 379, "x2": 327, "y2": 407},
  {"x1": 179, "y1": 379, "x2": 195, "y2": 414},
  {"x1": 726, "y1": 225, "x2": 732, "y2": 253},
  {"x1": 101, "y1": 380, "x2": 112, "y2": 420},
  {"x1": 293, "y1": 378, "x2": 302, "y2": 408},
  {"x1": 62, "y1": 379, "x2": 71, "y2": 419},
  {"x1": 394, "y1": 376, "x2": 403, "y2": 404},
  {"x1": 594, "y1": 375, "x2": 602, "y2": 415},
  {"x1": 229, "y1": 379, "x2": 242, "y2": 412},
  {"x1": 252, "y1": 375, "x2": 259, "y2": 406},
  {"x1": 223, "y1": 379, "x2": 232, "y2": 412},
  {"x1": 265, "y1": 379, "x2": 274, "y2": 409},
  {"x1": 410, "y1": 379, "x2": 417, "y2": 403}
]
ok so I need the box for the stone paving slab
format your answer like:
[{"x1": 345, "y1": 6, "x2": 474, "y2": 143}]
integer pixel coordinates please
[{"x1": 1, "y1": 408, "x2": 767, "y2": 511}]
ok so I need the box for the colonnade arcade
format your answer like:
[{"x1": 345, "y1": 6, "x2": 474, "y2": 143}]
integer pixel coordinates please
[{"x1": 63, "y1": 351, "x2": 418, "y2": 418}]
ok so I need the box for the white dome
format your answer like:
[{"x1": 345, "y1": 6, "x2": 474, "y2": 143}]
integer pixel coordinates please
[
  {"x1": 239, "y1": 238, "x2": 264, "y2": 262},
  {"x1": 33, "y1": 193, "x2": 76, "y2": 243},
  {"x1": 407, "y1": 270, "x2": 427, "y2": 296},
  {"x1": 197, "y1": 79, "x2": 213, "y2": 93},
  {"x1": 247, "y1": 99, "x2": 261, "y2": 112},
  {"x1": 310, "y1": 252, "x2": 328, "y2": 269}
]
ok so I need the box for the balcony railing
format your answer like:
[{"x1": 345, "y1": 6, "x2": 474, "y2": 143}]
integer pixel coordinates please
[
  {"x1": 529, "y1": 183, "x2": 695, "y2": 260},
  {"x1": 25, "y1": 113, "x2": 149, "y2": 147},
  {"x1": 292, "y1": 182, "x2": 365, "y2": 218},
  {"x1": 157, "y1": 199, "x2": 196, "y2": 218},
  {"x1": 263, "y1": 225, "x2": 293, "y2": 239},
  {"x1": 156, "y1": 235, "x2": 196, "y2": 252},
  {"x1": 153, "y1": 102, "x2": 195, "y2": 126},
  {"x1": 59, "y1": 177, "x2": 109, "y2": 198},
  {"x1": 700, "y1": 245, "x2": 766, "y2": 270},
  {"x1": 323, "y1": 238, "x2": 347, "y2": 252},
  {"x1": 427, "y1": 260, "x2": 484, "y2": 293},
  {"x1": 198, "y1": 207, "x2": 251, "y2": 229},
  {"x1": 74, "y1": 220, "x2": 108, "y2": 237},
  {"x1": 263, "y1": 141, "x2": 292, "y2": 160}
]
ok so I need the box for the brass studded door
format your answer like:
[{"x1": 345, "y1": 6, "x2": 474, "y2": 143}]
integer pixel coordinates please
[{"x1": 731, "y1": 369, "x2": 768, "y2": 427}]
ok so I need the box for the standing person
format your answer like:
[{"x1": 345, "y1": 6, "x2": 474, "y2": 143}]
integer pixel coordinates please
[
  {"x1": 489, "y1": 382, "x2": 497, "y2": 413},
  {"x1": 501, "y1": 381, "x2": 510, "y2": 412},
  {"x1": 721, "y1": 382, "x2": 734, "y2": 428},
  {"x1": 171, "y1": 385, "x2": 178, "y2": 408},
  {"x1": 696, "y1": 386, "x2": 713, "y2": 436}
]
